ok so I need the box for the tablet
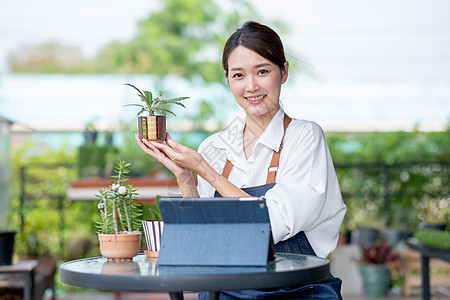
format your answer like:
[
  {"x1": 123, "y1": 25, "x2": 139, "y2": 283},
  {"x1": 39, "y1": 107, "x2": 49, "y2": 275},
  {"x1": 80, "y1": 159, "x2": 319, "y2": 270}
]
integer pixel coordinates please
[{"x1": 157, "y1": 197, "x2": 275, "y2": 266}]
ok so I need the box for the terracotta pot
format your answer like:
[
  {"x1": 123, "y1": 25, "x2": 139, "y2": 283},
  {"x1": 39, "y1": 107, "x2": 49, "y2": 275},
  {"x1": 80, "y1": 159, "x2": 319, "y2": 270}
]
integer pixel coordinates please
[
  {"x1": 98, "y1": 232, "x2": 141, "y2": 260},
  {"x1": 138, "y1": 116, "x2": 166, "y2": 142}
]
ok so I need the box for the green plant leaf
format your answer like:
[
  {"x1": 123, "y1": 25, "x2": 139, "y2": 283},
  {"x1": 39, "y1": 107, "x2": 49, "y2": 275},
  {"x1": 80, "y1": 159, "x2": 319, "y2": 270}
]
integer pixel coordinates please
[
  {"x1": 123, "y1": 104, "x2": 145, "y2": 109},
  {"x1": 124, "y1": 83, "x2": 145, "y2": 99},
  {"x1": 167, "y1": 96, "x2": 189, "y2": 102},
  {"x1": 157, "y1": 108, "x2": 176, "y2": 116},
  {"x1": 143, "y1": 90, "x2": 153, "y2": 102}
]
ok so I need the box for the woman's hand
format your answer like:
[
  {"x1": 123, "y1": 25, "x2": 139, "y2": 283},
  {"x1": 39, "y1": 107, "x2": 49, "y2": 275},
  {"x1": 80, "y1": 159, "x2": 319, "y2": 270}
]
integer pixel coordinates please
[
  {"x1": 135, "y1": 133, "x2": 187, "y2": 177},
  {"x1": 149, "y1": 133, "x2": 206, "y2": 176}
]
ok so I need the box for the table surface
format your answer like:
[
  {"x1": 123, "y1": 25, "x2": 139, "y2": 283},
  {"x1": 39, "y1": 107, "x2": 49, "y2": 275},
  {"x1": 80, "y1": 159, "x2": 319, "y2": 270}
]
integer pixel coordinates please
[{"x1": 60, "y1": 253, "x2": 330, "y2": 292}]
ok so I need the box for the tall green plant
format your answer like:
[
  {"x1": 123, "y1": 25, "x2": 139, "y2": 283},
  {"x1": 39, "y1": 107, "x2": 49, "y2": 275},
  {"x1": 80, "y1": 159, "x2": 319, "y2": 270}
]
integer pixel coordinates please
[{"x1": 96, "y1": 161, "x2": 142, "y2": 234}]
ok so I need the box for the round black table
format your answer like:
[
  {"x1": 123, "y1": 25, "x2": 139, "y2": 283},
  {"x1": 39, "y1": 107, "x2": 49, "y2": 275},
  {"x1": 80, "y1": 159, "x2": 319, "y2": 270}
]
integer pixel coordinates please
[{"x1": 60, "y1": 253, "x2": 329, "y2": 300}]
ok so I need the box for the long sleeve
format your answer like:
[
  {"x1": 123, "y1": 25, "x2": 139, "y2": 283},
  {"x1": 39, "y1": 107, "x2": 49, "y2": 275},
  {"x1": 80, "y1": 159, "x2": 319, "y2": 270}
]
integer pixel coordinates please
[{"x1": 265, "y1": 121, "x2": 346, "y2": 257}]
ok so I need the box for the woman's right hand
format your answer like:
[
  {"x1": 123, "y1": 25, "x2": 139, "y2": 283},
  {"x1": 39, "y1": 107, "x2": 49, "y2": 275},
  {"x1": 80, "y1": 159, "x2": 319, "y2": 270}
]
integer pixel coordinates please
[{"x1": 135, "y1": 134, "x2": 188, "y2": 177}]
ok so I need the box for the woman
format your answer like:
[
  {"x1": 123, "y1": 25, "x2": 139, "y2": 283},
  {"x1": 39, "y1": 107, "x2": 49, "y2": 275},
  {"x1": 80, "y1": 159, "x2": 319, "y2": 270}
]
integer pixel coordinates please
[{"x1": 136, "y1": 21, "x2": 346, "y2": 299}]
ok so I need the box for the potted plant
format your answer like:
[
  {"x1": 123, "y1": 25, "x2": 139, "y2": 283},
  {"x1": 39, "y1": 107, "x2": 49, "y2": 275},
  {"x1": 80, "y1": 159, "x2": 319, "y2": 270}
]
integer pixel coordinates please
[
  {"x1": 357, "y1": 242, "x2": 399, "y2": 297},
  {"x1": 124, "y1": 83, "x2": 189, "y2": 142},
  {"x1": 142, "y1": 195, "x2": 163, "y2": 258},
  {"x1": 415, "y1": 196, "x2": 449, "y2": 231},
  {"x1": 83, "y1": 121, "x2": 98, "y2": 144},
  {"x1": 96, "y1": 161, "x2": 142, "y2": 260}
]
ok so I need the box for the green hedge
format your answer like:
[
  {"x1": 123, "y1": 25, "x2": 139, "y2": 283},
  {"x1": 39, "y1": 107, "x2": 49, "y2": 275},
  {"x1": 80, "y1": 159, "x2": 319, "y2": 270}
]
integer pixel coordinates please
[{"x1": 414, "y1": 229, "x2": 450, "y2": 251}]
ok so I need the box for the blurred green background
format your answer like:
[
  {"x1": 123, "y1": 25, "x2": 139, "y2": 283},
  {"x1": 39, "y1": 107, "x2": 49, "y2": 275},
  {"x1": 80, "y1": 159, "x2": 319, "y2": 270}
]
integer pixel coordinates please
[{"x1": 0, "y1": 0, "x2": 448, "y2": 297}]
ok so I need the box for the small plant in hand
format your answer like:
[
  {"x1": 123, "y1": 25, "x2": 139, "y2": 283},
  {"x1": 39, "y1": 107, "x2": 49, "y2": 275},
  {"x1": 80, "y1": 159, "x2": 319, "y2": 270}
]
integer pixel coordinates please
[
  {"x1": 96, "y1": 161, "x2": 142, "y2": 235},
  {"x1": 124, "y1": 83, "x2": 189, "y2": 117},
  {"x1": 123, "y1": 83, "x2": 189, "y2": 141}
]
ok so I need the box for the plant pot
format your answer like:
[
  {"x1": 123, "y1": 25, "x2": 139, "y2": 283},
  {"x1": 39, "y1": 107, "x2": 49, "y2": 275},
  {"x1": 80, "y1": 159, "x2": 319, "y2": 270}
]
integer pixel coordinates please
[
  {"x1": 0, "y1": 231, "x2": 16, "y2": 266},
  {"x1": 418, "y1": 223, "x2": 447, "y2": 231},
  {"x1": 142, "y1": 220, "x2": 164, "y2": 257},
  {"x1": 84, "y1": 130, "x2": 98, "y2": 144},
  {"x1": 383, "y1": 227, "x2": 402, "y2": 246},
  {"x1": 98, "y1": 232, "x2": 141, "y2": 260},
  {"x1": 358, "y1": 263, "x2": 391, "y2": 297},
  {"x1": 353, "y1": 226, "x2": 379, "y2": 247},
  {"x1": 138, "y1": 116, "x2": 166, "y2": 142}
]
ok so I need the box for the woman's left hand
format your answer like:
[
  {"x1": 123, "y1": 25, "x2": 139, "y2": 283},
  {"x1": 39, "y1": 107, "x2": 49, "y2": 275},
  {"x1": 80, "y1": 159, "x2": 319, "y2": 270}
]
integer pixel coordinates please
[{"x1": 150, "y1": 133, "x2": 206, "y2": 175}]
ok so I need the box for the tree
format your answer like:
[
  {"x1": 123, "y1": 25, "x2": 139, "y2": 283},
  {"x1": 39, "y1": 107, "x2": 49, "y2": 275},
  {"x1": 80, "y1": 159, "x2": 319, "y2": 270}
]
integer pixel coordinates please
[
  {"x1": 7, "y1": 43, "x2": 87, "y2": 73},
  {"x1": 93, "y1": 0, "x2": 257, "y2": 82}
]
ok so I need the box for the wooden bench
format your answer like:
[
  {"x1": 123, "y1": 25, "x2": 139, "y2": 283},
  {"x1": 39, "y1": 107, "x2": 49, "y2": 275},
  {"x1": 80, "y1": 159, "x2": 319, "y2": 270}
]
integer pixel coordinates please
[{"x1": 0, "y1": 256, "x2": 56, "y2": 300}]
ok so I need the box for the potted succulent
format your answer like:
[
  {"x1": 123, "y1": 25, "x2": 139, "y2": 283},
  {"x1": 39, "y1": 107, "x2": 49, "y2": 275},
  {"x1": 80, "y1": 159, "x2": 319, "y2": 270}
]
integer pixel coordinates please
[
  {"x1": 96, "y1": 161, "x2": 142, "y2": 260},
  {"x1": 124, "y1": 83, "x2": 189, "y2": 142},
  {"x1": 356, "y1": 242, "x2": 399, "y2": 297}
]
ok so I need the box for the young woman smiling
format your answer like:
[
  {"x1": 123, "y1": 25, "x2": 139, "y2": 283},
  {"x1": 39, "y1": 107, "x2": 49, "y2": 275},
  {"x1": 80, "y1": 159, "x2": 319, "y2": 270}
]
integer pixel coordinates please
[{"x1": 136, "y1": 21, "x2": 346, "y2": 299}]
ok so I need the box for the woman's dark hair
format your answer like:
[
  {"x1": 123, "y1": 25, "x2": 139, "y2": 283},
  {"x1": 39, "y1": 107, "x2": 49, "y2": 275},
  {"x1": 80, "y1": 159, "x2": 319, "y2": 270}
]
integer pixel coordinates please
[{"x1": 222, "y1": 21, "x2": 286, "y2": 77}]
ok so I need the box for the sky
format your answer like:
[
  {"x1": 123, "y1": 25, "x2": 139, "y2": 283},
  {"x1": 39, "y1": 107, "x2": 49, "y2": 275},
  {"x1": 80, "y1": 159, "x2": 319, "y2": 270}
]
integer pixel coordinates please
[{"x1": 0, "y1": 0, "x2": 449, "y2": 132}]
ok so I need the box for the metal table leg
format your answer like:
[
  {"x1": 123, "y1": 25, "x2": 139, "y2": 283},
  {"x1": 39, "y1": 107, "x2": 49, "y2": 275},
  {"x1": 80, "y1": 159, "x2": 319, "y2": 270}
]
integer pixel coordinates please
[
  {"x1": 169, "y1": 292, "x2": 184, "y2": 300},
  {"x1": 421, "y1": 255, "x2": 430, "y2": 300},
  {"x1": 208, "y1": 291, "x2": 219, "y2": 300},
  {"x1": 24, "y1": 269, "x2": 34, "y2": 300}
]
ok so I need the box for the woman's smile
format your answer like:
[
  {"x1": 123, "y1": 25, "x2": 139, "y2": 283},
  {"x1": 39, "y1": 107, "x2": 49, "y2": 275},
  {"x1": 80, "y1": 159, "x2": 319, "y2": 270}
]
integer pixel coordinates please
[{"x1": 245, "y1": 94, "x2": 266, "y2": 104}]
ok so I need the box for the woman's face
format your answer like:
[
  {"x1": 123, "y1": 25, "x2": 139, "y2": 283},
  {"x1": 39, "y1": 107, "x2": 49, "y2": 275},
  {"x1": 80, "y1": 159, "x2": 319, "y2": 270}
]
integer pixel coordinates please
[{"x1": 227, "y1": 46, "x2": 288, "y2": 120}]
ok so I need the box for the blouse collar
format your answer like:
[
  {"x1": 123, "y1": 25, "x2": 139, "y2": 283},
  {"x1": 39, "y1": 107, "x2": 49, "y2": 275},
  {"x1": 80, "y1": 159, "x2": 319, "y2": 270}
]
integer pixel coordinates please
[
  {"x1": 256, "y1": 107, "x2": 286, "y2": 152},
  {"x1": 213, "y1": 107, "x2": 286, "y2": 159}
]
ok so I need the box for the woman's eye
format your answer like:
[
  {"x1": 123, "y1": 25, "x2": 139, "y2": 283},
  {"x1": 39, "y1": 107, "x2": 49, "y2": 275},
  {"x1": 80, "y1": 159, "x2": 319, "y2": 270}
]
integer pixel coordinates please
[
  {"x1": 232, "y1": 73, "x2": 243, "y2": 78},
  {"x1": 258, "y1": 69, "x2": 268, "y2": 75}
]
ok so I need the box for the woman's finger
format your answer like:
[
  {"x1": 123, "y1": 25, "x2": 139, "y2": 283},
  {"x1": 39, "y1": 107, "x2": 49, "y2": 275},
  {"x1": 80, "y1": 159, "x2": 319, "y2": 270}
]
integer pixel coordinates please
[
  {"x1": 135, "y1": 134, "x2": 161, "y2": 158},
  {"x1": 166, "y1": 133, "x2": 184, "y2": 152},
  {"x1": 150, "y1": 140, "x2": 181, "y2": 161}
]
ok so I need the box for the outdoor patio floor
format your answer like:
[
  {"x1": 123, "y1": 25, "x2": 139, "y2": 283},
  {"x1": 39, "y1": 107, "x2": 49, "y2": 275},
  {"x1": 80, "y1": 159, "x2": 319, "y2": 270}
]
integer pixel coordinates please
[{"x1": 48, "y1": 291, "x2": 427, "y2": 299}]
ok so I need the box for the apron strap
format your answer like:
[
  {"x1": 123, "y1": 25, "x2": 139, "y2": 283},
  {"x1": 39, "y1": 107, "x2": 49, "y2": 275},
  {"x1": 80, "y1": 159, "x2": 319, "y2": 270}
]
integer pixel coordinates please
[
  {"x1": 221, "y1": 114, "x2": 292, "y2": 184},
  {"x1": 266, "y1": 114, "x2": 291, "y2": 184}
]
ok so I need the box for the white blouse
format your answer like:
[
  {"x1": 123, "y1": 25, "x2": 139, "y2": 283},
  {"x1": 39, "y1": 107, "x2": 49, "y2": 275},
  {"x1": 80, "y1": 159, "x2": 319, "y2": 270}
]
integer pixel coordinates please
[{"x1": 197, "y1": 108, "x2": 347, "y2": 258}]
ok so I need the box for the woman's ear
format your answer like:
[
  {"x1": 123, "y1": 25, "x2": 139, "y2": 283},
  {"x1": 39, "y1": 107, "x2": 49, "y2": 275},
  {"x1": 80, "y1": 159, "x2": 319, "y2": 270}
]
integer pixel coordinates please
[
  {"x1": 224, "y1": 70, "x2": 230, "y2": 85},
  {"x1": 281, "y1": 61, "x2": 289, "y2": 84}
]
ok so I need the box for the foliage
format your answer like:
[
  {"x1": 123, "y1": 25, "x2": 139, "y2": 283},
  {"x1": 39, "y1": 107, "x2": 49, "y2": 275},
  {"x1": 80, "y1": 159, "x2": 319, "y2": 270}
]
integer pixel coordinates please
[
  {"x1": 92, "y1": 0, "x2": 257, "y2": 82},
  {"x1": 147, "y1": 195, "x2": 163, "y2": 221},
  {"x1": 10, "y1": 142, "x2": 78, "y2": 257},
  {"x1": 95, "y1": 161, "x2": 142, "y2": 234},
  {"x1": 359, "y1": 242, "x2": 399, "y2": 265},
  {"x1": 124, "y1": 83, "x2": 189, "y2": 116},
  {"x1": 414, "y1": 195, "x2": 449, "y2": 225},
  {"x1": 414, "y1": 229, "x2": 450, "y2": 250},
  {"x1": 326, "y1": 129, "x2": 450, "y2": 232},
  {"x1": 77, "y1": 144, "x2": 118, "y2": 178},
  {"x1": 7, "y1": 43, "x2": 87, "y2": 73}
]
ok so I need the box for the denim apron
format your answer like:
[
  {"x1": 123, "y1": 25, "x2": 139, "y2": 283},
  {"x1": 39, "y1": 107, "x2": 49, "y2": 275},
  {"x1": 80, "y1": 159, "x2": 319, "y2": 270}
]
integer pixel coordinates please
[{"x1": 199, "y1": 115, "x2": 343, "y2": 300}]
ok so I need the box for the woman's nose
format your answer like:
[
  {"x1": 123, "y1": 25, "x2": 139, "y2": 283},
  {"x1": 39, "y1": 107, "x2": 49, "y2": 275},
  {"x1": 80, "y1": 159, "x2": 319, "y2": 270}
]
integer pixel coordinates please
[{"x1": 246, "y1": 76, "x2": 259, "y2": 92}]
